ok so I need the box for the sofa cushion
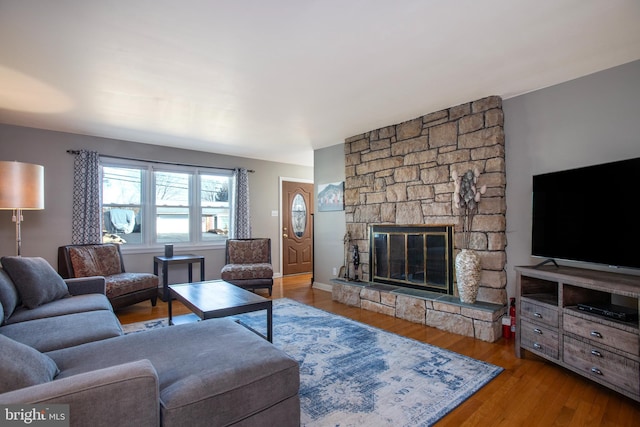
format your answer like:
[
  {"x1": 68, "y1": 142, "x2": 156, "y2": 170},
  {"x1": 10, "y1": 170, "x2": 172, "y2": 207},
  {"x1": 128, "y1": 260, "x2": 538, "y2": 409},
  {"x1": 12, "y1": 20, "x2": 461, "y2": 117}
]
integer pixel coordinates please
[
  {"x1": 68, "y1": 245, "x2": 122, "y2": 278},
  {"x1": 105, "y1": 273, "x2": 158, "y2": 299},
  {"x1": 0, "y1": 310, "x2": 123, "y2": 352},
  {"x1": 5, "y1": 293, "x2": 113, "y2": 325},
  {"x1": 48, "y1": 320, "x2": 299, "y2": 426},
  {"x1": 221, "y1": 263, "x2": 273, "y2": 281},
  {"x1": 0, "y1": 334, "x2": 59, "y2": 393},
  {"x1": 226, "y1": 239, "x2": 270, "y2": 264},
  {"x1": 0, "y1": 268, "x2": 20, "y2": 321},
  {"x1": 0, "y1": 257, "x2": 70, "y2": 309}
]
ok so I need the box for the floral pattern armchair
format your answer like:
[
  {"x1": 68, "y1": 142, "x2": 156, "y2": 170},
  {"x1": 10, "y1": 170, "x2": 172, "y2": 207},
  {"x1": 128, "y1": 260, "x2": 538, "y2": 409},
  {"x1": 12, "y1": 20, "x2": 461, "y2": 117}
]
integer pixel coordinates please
[
  {"x1": 58, "y1": 244, "x2": 158, "y2": 310},
  {"x1": 221, "y1": 238, "x2": 273, "y2": 295}
]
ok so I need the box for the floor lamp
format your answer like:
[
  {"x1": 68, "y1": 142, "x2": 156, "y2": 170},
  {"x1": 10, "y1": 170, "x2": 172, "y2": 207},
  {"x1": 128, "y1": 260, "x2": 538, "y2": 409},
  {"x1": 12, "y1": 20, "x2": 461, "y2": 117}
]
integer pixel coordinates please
[{"x1": 0, "y1": 161, "x2": 45, "y2": 256}]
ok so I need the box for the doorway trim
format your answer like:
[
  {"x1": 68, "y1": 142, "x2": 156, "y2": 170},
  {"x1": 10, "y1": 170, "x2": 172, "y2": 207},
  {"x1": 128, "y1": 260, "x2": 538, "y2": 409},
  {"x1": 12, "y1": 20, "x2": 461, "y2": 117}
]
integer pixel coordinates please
[{"x1": 278, "y1": 176, "x2": 314, "y2": 278}]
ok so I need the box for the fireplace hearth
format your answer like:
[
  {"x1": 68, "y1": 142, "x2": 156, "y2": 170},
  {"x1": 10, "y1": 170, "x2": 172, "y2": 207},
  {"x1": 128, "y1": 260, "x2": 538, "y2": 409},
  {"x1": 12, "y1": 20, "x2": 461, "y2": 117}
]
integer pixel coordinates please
[{"x1": 369, "y1": 224, "x2": 454, "y2": 294}]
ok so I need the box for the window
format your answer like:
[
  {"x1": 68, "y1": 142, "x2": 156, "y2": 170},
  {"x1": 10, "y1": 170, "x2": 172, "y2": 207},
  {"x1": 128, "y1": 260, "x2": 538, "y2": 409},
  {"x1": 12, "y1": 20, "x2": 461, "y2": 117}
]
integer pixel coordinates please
[
  {"x1": 102, "y1": 162, "x2": 231, "y2": 247},
  {"x1": 103, "y1": 166, "x2": 143, "y2": 244},
  {"x1": 155, "y1": 171, "x2": 190, "y2": 243},
  {"x1": 200, "y1": 173, "x2": 230, "y2": 242}
]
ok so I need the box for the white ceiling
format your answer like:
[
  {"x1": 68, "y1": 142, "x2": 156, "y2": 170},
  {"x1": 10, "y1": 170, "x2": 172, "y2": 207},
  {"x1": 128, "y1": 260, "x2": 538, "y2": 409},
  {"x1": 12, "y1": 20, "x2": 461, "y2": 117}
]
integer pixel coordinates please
[{"x1": 1, "y1": 1, "x2": 639, "y2": 167}]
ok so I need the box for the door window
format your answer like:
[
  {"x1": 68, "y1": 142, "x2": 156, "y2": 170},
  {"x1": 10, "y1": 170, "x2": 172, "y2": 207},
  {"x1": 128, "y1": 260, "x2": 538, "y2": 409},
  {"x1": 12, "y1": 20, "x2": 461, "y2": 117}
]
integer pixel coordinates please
[{"x1": 291, "y1": 193, "x2": 307, "y2": 238}]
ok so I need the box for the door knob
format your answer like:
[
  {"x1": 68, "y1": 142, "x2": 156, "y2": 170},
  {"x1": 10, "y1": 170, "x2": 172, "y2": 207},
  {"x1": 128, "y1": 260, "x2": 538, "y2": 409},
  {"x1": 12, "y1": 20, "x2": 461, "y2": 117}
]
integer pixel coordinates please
[{"x1": 283, "y1": 233, "x2": 288, "y2": 238}]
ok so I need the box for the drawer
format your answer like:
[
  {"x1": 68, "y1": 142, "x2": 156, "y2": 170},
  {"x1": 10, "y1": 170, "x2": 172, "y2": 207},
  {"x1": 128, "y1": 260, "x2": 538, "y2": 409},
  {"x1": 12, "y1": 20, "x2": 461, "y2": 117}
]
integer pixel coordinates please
[
  {"x1": 563, "y1": 313, "x2": 639, "y2": 356},
  {"x1": 521, "y1": 299, "x2": 558, "y2": 328},
  {"x1": 521, "y1": 319, "x2": 559, "y2": 359},
  {"x1": 563, "y1": 335, "x2": 640, "y2": 396}
]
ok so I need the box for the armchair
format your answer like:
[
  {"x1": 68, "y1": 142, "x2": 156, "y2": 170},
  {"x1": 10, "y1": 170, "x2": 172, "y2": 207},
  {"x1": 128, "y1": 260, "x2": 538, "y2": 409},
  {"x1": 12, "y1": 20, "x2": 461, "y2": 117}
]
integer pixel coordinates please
[
  {"x1": 58, "y1": 244, "x2": 158, "y2": 310},
  {"x1": 221, "y1": 238, "x2": 273, "y2": 295}
]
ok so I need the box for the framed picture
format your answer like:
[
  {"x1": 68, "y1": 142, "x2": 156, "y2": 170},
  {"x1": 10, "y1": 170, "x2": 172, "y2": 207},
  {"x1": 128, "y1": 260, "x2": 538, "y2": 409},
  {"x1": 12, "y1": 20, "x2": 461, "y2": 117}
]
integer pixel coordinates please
[{"x1": 318, "y1": 181, "x2": 344, "y2": 212}]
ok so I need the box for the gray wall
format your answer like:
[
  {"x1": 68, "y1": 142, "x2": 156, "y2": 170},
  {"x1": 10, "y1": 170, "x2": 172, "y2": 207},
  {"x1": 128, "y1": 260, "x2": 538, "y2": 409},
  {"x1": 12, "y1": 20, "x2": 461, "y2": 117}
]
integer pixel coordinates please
[
  {"x1": 504, "y1": 60, "x2": 640, "y2": 296},
  {"x1": 313, "y1": 144, "x2": 346, "y2": 287},
  {"x1": 0, "y1": 124, "x2": 313, "y2": 283}
]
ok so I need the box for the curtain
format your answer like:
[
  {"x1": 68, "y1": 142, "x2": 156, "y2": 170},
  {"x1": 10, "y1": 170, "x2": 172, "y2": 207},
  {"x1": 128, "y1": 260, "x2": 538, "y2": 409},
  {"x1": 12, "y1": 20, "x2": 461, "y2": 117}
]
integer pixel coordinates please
[
  {"x1": 71, "y1": 150, "x2": 102, "y2": 244},
  {"x1": 230, "y1": 168, "x2": 251, "y2": 239}
]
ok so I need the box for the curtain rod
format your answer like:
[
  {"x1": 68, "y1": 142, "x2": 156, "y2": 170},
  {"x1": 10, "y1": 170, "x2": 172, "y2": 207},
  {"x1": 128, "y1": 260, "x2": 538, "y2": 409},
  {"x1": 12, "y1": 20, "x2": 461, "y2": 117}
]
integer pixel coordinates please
[{"x1": 66, "y1": 150, "x2": 254, "y2": 173}]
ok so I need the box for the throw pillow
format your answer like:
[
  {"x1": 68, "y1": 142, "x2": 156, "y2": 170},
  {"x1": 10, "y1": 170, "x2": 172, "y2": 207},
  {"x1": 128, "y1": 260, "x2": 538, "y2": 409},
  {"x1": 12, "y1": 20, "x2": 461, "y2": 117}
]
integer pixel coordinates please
[
  {"x1": 0, "y1": 257, "x2": 70, "y2": 309},
  {"x1": 0, "y1": 334, "x2": 59, "y2": 394},
  {"x1": 0, "y1": 268, "x2": 21, "y2": 320}
]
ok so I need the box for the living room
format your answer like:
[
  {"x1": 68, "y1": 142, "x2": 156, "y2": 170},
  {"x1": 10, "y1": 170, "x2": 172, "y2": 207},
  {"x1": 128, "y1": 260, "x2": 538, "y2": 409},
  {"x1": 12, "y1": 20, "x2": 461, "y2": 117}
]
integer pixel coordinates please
[
  {"x1": 2, "y1": 1, "x2": 640, "y2": 425},
  {"x1": 2, "y1": 60, "x2": 639, "y2": 305}
]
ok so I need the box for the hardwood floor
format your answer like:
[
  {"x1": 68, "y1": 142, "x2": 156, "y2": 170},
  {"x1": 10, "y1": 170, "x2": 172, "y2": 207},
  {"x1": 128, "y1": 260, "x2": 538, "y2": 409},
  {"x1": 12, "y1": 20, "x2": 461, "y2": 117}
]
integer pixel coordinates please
[{"x1": 116, "y1": 275, "x2": 640, "y2": 426}]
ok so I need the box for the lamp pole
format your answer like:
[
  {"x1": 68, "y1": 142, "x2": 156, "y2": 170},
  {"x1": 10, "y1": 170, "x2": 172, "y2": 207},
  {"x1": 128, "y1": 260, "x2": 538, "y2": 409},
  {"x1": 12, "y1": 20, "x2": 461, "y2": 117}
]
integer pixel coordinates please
[{"x1": 13, "y1": 209, "x2": 23, "y2": 256}]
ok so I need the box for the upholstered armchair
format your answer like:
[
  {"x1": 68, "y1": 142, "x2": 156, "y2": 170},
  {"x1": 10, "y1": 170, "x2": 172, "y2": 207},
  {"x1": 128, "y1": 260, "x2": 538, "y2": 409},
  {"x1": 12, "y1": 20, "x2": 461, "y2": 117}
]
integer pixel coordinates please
[
  {"x1": 221, "y1": 238, "x2": 273, "y2": 295},
  {"x1": 58, "y1": 244, "x2": 158, "y2": 310}
]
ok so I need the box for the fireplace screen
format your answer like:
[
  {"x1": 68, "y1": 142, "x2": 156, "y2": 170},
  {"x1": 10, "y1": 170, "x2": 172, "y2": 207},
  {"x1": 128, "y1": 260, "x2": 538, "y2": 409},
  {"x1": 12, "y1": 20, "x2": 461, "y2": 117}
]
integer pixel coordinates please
[{"x1": 370, "y1": 225, "x2": 453, "y2": 294}]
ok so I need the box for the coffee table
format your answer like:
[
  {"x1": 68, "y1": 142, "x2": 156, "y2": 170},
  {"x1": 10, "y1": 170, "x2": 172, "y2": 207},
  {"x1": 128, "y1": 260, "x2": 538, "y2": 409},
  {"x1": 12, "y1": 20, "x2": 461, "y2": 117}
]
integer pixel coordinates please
[{"x1": 168, "y1": 280, "x2": 272, "y2": 342}]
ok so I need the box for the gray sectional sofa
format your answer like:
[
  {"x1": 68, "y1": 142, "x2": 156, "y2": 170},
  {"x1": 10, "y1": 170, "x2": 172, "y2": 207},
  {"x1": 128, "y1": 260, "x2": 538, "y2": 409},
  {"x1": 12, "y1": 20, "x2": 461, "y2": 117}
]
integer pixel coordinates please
[{"x1": 0, "y1": 257, "x2": 300, "y2": 427}]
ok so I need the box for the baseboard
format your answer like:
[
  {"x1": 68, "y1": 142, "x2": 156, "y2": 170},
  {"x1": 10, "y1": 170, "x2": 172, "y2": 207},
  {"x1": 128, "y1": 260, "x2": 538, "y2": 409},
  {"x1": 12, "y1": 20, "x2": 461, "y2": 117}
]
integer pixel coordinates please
[{"x1": 312, "y1": 282, "x2": 333, "y2": 292}]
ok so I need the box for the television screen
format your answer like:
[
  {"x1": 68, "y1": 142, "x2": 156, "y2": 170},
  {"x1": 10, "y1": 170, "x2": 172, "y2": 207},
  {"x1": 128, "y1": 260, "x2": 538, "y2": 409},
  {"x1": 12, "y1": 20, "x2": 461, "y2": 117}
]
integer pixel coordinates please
[{"x1": 532, "y1": 157, "x2": 640, "y2": 270}]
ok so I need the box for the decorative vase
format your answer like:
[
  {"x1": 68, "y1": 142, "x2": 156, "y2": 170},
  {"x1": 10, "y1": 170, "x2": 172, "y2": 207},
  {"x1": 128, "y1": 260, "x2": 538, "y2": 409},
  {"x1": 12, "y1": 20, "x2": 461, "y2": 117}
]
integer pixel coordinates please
[{"x1": 455, "y1": 249, "x2": 481, "y2": 304}]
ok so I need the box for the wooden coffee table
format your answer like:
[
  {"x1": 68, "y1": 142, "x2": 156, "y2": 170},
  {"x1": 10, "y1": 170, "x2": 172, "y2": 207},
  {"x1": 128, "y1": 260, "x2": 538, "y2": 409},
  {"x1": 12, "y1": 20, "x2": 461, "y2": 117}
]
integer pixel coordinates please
[{"x1": 168, "y1": 280, "x2": 272, "y2": 342}]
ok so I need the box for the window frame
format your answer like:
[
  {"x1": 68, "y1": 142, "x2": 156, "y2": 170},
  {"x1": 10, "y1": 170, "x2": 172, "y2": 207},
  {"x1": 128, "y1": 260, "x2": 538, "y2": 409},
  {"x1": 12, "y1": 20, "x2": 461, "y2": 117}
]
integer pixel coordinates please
[{"x1": 101, "y1": 158, "x2": 232, "y2": 253}]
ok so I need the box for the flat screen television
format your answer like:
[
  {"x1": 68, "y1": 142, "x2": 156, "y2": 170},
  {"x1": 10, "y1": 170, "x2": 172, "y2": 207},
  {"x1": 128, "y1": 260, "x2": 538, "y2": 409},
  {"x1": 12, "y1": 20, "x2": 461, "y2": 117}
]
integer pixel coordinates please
[{"x1": 532, "y1": 157, "x2": 640, "y2": 270}]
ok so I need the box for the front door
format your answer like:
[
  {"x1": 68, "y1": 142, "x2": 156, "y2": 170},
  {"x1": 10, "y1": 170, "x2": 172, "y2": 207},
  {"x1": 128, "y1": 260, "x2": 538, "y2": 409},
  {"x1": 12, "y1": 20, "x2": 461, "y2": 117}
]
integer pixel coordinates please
[{"x1": 282, "y1": 181, "x2": 313, "y2": 275}]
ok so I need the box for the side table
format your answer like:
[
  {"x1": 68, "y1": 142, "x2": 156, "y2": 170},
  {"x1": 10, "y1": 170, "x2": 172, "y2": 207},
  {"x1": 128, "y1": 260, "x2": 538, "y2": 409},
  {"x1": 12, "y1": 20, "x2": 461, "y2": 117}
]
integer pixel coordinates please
[{"x1": 153, "y1": 254, "x2": 205, "y2": 301}]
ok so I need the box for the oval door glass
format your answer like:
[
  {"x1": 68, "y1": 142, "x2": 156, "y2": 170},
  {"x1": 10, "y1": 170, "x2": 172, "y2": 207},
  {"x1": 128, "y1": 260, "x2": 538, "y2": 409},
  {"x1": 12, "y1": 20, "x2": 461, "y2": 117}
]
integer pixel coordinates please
[{"x1": 291, "y1": 194, "x2": 306, "y2": 238}]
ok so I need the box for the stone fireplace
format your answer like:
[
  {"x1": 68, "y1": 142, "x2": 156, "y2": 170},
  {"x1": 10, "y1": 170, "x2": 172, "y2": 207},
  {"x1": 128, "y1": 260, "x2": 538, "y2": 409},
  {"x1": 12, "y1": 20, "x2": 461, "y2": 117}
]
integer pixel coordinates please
[{"x1": 331, "y1": 95, "x2": 507, "y2": 342}]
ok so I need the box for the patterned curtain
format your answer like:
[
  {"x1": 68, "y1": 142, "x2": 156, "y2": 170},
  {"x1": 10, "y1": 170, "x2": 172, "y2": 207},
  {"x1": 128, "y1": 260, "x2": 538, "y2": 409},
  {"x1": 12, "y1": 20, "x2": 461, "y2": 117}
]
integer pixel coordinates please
[
  {"x1": 71, "y1": 150, "x2": 102, "y2": 244},
  {"x1": 230, "y1": 168, "x2": 251, "y2": 239}
]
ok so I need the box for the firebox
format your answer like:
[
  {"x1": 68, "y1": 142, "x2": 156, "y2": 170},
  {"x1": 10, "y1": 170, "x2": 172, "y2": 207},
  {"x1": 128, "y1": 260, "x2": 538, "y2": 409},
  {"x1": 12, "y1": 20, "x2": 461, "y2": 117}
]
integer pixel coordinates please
[{"x1": 369, "y1": 224, "x2": 454, "y2": 294}]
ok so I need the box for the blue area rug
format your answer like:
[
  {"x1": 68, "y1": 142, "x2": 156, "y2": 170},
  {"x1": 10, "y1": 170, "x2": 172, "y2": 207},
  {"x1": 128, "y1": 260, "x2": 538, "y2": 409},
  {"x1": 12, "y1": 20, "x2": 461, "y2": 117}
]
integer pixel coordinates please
[{"x1": 123, "y1": 298, "x2": 503, "y2": 426}]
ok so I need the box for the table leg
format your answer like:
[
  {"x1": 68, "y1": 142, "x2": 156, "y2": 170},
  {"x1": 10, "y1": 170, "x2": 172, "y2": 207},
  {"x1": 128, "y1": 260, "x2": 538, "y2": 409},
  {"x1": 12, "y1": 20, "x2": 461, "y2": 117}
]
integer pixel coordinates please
[
  {"x1": 162, "y1": 263, "x2": 169, "y2": 301},
  {"x1": 188, "y1": 264, "x2": 193, "y2": 282},
  {"x1": 168, "y1": 291, "x2": 173, "y2": 326},
  {"x1": 200, "y1": 259, "x2": 205, "y2": 281},
  {"x1": 267, "y1": 302, "x2": 273, "y2": 343}
]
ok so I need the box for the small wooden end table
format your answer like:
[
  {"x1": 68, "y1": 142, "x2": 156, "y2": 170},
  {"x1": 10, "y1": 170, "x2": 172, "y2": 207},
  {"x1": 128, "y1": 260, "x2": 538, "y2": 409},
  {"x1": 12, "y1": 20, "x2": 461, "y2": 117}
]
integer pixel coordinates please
[
  {"x1": 168, "y1": 280, "x2": 273, "y2": 342},
  {"x1": 153, "y1": 254, "x2": 205, "y2": 301}
]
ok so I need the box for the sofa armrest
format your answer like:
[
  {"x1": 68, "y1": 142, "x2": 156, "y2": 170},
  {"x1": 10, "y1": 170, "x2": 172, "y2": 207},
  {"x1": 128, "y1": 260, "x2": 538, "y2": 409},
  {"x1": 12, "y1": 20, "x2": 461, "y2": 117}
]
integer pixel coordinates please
[
  {"x1": 0, "y1": 360, "x2": 159, "y2": 427},
  {"x1": 64, "y1": 276, "x2": 106, "y2": 295}
]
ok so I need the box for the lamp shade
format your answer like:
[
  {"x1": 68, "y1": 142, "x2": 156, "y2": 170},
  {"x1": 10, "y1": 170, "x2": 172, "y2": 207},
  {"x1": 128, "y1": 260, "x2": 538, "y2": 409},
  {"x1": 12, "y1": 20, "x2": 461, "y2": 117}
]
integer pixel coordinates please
[{"x1": 0, "y1": 161, "x2": 45, "y2": 210}]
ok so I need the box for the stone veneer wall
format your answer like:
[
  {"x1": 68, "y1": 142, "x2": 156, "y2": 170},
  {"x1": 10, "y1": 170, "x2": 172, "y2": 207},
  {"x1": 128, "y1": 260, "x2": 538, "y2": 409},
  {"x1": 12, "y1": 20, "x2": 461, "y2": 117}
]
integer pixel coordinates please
[
  {"x1": 331, "y1": 280, "x2": 506, "y2": 342},
  {"x1": 343, "y1": 95, "x2": 507, "y2": 305}
]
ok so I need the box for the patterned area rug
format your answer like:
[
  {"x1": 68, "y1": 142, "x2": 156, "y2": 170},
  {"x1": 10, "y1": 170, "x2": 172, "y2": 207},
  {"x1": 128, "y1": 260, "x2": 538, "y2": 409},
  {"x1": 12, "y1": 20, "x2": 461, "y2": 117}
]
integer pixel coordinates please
[
  {"x1": 122, "y1": 298, "x2": 502, "y2": 426},
  {"x1": 121, "y1": 318, "x2": 168, "y2": 333}
]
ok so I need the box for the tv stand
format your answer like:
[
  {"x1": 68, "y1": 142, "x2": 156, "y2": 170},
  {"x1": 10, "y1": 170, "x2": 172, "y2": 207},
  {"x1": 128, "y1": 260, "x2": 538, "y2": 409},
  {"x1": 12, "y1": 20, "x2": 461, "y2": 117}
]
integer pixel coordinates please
[
  {"x1": 515, "y1": 265, "x2": 640, "y2": 401},
  {"x1": 534, "y1": 258, "x2": 559, "y2": 268}
]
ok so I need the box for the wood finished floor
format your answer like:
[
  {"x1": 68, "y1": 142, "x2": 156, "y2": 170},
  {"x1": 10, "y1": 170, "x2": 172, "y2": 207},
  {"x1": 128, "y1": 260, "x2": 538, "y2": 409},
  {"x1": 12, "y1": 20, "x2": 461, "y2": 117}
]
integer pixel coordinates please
[{"x1": 116, "y1": 275, "x2": 640, "y2": 426}]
